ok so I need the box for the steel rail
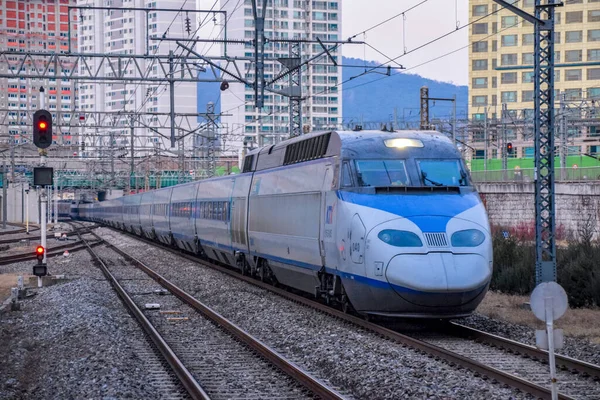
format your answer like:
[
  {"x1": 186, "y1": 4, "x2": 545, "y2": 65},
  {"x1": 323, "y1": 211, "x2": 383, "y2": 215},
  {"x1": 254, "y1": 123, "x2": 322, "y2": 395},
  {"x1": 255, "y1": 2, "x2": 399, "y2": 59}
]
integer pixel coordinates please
[
  {"x1": 72, "y1": 227, "x2": 211, "y2": 400},
  {"x1": 0, "y1": 241, "x2": 101, "y2": 265},
  {"x1": 105, "y1": 227, "x2": 578, "y2": 400},
  {"x1": 448, "y1": 322, "x2": 600, "y2": 379},
  {"x1": 0, "y1": 223, "x2": 40, "y2": 236},
  {"x1": 88, "y1": 231, "x2": 345, "y2": 400},
  {"x1": 0, "y1": 228, "x2": 94, "y2": 245}
]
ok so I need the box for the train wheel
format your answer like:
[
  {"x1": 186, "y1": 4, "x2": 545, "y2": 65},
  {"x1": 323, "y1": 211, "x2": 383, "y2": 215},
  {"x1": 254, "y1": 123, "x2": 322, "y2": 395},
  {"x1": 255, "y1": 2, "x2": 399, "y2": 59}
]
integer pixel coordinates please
[{"x1": 340, "y1": 285, "x2": 355, "y2": 314}]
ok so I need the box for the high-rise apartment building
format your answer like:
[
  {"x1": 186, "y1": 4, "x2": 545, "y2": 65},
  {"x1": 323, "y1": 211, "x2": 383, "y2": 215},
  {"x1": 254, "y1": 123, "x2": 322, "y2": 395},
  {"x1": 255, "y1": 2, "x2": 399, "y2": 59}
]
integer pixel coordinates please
[
  {"x1": 221, "y1": 0, "x2": 342, "y2": 148},
  {"x1": 468, "y1": 0, "x2": 600, "y2": 160},
  {"x1": 77, "y1": 0, "x2": 197, "y2": 157},
  {"x1": 0, "y1": 0, "x2": 78, "y2": 149}
]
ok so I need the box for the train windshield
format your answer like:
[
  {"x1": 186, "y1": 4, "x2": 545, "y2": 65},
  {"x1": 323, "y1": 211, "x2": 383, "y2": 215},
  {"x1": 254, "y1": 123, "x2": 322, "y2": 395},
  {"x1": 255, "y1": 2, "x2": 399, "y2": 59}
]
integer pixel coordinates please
[
  {"x1": 418, "y1": 160, "x2": 468, "y2": 187},
  {"x1": 355, "y1": 160, "x2": 410, "y2": 187}
]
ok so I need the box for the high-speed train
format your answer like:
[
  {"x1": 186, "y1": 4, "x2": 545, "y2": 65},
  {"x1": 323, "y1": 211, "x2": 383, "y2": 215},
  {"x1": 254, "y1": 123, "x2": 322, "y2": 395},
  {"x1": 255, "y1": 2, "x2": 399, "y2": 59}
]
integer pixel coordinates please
[{"x1": 78, "y1": 130, "x2": 493, "y2": 318}]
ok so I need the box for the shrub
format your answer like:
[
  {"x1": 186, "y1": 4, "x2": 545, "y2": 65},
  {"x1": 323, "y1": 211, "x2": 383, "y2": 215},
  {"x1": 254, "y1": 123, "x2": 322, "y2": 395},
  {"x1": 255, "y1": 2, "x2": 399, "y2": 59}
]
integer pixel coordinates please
[{"x1": 490, "y1": 225, "x2": 600, "y2": 308}]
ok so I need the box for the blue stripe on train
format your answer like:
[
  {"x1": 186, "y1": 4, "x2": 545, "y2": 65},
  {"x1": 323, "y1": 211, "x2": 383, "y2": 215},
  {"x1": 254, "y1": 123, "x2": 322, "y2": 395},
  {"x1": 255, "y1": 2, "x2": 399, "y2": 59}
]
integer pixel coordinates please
[{"x1": 336, "y1": 190, "x2": 481, "y2": 232}]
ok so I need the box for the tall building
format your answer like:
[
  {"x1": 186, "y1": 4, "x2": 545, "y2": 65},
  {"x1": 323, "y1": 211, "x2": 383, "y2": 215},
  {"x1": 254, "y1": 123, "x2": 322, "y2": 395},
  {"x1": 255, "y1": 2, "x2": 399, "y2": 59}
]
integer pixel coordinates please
[
  {"x1": 0, "y1": 0, "x2": 78, "y2": 149},
  {"x1": 77, "y1": 0, "x2": 198, "y2": 158},
  {"x1": 221, "y1": 0, "x2": 342, "y2": 149},
  {"x1": 468, "y1": 0, "x2": 600, "y2": 161}
]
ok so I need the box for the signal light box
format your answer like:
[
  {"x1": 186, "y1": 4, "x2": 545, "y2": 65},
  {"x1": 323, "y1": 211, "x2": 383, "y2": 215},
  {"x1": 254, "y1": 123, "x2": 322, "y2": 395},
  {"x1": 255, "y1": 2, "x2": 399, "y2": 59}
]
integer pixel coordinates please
[
  {"x1": 33, "y1": 109, "x2": 52, "y2": 149},
  {"x1": 33, "y1": 167, "x2": 53, "y2": 187}
]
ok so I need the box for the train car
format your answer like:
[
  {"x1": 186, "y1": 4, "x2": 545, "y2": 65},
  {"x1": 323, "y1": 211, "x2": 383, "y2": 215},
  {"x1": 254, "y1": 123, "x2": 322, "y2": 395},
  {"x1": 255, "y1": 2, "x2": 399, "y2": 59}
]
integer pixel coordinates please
[
  {"x1": 56, "y1": 200, "x2": 71, "y2": 220},
  {"x1": 78, "y1": 130, "x2": 493, "y2": 319}
]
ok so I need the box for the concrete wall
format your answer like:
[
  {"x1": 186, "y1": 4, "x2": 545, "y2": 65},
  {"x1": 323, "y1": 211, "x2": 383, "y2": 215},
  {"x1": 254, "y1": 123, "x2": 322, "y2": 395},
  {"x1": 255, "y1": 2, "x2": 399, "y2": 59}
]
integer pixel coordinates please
[
  {"x1": 1, "y1": 186, "x2": 44, "y2": 224},
  {"x1": 478, "y1": 182, "x2": 600, "y2": 239}
]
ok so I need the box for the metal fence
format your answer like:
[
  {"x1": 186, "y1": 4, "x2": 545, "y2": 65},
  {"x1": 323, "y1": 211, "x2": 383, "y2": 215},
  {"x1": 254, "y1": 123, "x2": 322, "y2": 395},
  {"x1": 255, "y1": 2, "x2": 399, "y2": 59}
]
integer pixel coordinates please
[{"x1": 470, "y1": 166, "x2": 600, "y2": 183}]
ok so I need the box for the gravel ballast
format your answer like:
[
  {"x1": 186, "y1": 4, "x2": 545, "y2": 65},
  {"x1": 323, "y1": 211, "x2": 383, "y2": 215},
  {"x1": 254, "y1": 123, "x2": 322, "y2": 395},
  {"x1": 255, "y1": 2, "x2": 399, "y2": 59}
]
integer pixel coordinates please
[
  {"x1": 96, "y1": 227, "x2": 530, "y2": 399},
  {"x1": 461, "y1": 313, "x2": 600, "y2": 366},
  {"x1": 0, "y1": 242, "x2": 185, "y2": 399}
]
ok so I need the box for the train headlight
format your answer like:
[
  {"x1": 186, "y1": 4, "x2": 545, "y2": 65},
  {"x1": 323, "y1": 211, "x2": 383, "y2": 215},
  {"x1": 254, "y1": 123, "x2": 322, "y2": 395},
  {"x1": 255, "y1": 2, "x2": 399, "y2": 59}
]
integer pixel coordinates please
[
  {"x1": 451, "y1": 229, "x2": 485, "y2": 247},
  {"x1": 378, "y1": 230, "x2": 423, "y2": 247}
]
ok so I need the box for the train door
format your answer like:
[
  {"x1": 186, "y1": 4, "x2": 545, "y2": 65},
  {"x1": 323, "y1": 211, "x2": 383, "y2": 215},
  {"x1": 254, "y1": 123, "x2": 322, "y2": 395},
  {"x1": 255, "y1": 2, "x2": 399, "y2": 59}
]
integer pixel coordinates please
[
  {"x1": 349, "y1": 214, "x2": 365, "y2": 265},
  {"x1": 319, "y1": 165, "x2": 334, "y2": 267}
]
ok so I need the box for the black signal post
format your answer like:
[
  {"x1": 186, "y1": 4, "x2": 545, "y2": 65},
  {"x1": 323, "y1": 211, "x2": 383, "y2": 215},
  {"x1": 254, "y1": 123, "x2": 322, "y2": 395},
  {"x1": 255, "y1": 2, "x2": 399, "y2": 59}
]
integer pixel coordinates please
[{"x1": 33, "y1": 109, "x2": 52, "y2": 149}]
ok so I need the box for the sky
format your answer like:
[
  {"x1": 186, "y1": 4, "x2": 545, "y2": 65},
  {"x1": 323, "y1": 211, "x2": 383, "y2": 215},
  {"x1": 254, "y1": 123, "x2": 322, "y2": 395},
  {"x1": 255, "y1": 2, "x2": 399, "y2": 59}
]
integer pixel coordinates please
[
  {"x1": 198, "y1": 0, "x2": 469, "y2": 85},
  {"x1": 342, "y1": 0, "x2": 469, "y2": 86}
]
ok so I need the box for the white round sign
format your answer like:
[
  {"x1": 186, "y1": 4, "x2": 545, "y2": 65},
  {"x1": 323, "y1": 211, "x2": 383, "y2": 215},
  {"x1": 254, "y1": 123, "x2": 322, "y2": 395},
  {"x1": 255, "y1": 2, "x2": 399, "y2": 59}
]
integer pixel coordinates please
[{"x1": 530, "y1": 282, "x2": 568, "y2": 322}]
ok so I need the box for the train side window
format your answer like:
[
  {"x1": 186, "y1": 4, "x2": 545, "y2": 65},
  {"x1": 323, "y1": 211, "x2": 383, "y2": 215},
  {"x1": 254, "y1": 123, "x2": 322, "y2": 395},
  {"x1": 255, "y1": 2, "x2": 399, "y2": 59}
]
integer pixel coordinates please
[{"x1": 341, "y1": 161, "x2": 354, "y2": 187}]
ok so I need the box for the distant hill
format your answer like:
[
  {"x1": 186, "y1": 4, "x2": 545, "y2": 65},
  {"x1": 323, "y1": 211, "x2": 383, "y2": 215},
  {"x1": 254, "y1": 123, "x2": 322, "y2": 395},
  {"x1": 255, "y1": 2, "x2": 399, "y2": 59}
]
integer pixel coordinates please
[
  {"x1": 341, "y1": 57, "x2": 468, "y2": 126},
  {"x1": 196, "y1": 56, "x2": 469, "y2": 125}
]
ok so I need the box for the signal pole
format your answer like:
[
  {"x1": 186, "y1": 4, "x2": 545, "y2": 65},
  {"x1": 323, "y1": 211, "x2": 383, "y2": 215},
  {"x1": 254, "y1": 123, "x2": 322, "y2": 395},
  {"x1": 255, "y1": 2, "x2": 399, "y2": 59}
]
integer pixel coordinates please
[{"x1": 2, "y1": 161, "x2": 6, "y2": 229}]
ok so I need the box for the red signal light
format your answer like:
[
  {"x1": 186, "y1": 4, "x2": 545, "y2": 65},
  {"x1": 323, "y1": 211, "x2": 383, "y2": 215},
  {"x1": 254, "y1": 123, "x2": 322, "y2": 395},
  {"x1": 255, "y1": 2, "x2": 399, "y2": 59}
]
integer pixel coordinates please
[
  {"x1": 36, "y1": 245, "x2": 45, "y2": 263},
  {"x1": 38, "y1": 121, "x2": 47, "y2": 130}
]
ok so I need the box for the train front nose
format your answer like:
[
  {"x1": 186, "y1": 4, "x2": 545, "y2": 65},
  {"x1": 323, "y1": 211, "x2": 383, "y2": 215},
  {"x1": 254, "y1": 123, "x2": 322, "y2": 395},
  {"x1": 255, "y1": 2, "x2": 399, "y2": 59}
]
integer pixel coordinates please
[
  {"x1": 368, "y1": 216, "x2": 492, "y2": 309},
  {"x1": 384, "y1": 252, "x2": 490, "y2": 307}
]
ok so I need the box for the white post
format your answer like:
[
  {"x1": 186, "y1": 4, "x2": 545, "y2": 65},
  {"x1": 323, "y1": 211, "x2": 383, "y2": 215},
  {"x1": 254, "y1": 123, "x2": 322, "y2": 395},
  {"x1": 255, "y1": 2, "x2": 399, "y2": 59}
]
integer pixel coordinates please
[
  {"x1": 40, "y1": 190, "x2": 47, "y2": 288},
  {"x1": 452, "y1": 94, "x2": 457, "y2": 146},
  {"x1": 25, "y1": 189, "x2": 29, "y2": 234},
  {"x1": 546, "y1": 300, "x2": 558, "y2": 400},
  {"x1": 53, "y1": 182, "x2": 58, "y2": 224}
]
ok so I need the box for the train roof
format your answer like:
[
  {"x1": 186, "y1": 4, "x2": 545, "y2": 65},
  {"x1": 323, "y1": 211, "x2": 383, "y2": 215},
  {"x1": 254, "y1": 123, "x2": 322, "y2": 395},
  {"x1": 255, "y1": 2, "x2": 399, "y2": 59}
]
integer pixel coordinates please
[{"x1": 244, "y1": 130, "x2": 459, "y2": 173}]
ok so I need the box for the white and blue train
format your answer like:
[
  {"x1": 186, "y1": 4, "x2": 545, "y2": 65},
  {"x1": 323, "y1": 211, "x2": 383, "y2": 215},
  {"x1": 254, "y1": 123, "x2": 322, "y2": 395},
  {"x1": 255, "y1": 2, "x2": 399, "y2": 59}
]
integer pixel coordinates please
[{"x1": 78, "y1": 130, "x2": 493, "y2": 318}]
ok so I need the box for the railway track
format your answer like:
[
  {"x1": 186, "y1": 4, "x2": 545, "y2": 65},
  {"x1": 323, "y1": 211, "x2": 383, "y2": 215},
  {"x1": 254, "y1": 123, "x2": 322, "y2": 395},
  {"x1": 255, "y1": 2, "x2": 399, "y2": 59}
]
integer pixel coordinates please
[
  {"x1": 73, "y1": 225, "x2": 345, "y2": 400},
  {"x1": 0, "y1": 228, "x2": 94, "y2": 245},
  {"x1": 0, "y1": 223, "x2": 40, "y2": 236},
  {"x1": 0, "y1": 240, "x2": 101, "y2": 265},
  {"x1": 101, "y1": 225, "x2": 600, "y2": 400}
]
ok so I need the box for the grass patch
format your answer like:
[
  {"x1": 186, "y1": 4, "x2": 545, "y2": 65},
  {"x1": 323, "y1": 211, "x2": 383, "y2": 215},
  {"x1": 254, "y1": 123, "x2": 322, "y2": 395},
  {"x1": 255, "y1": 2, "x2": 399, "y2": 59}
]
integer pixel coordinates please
[{"x1": 478, "y1": 291, "x2": 600, "y2": 344}]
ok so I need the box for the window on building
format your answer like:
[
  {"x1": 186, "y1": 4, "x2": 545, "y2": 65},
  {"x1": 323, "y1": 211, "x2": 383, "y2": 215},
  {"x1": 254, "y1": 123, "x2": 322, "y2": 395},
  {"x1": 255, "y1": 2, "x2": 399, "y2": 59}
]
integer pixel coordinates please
[
  {"x1": 522, "y1": 90, "x2": 534, "y2": 102},
  {"x1": 522, "y1": 53, "x2": 534, "y2": 64},
  {"x1": 472, "y1": 5, "x2": 487, "y2": 16},
  {"x1": 565, "y1": 88, "x2": 582, "y2": 100},
  {"x1": 565, "y1": 69, "x2": 582, "y2": 81},
  {"x1": 522, "y1": 33, "x2": 534, "y2": 45},
  {"x1": 589, "y1": 30, "x2": 600, "y2": 42},
  {"x1": 554, "y1": 32, "x2": 561, "y2": 44},
  {"x1": 472, "y1": 77, "x2": 488, "y2": 88},
  {"x1": 566, "y1": 11, "x2": 583, "y2": 23},
  {"x1": 472, "y1": 59, "x2": 488, "y2": 70},
  {"x1": 501, "y1": 35, "x2": 518, "y2": 46},
  {"x1": 473, "y1": 23, "x2": 488, "y2": 34},
  {"x1": 555, "y1": 70, "x2": 561, "y2": 82},
  {"x1": 501, "y1": 91, "x2": 517, "y2": 103},
  {"x1": 492, "y1": 77, "x2": 497, "y2": 88},
  {"x1": 588, "y1": 68, "x2": 600, "y2": 81},
  {"x1": 589, "y1": 88, "x2": 600, "y2": 100},
  {"x1": 589, "y1": 10, "x2": 600, "y2": 23},
  {"x1": 501, "y1": 53, "x2": 518, "y2": 65},
  {"x1": 472, "y1": 95, "x2": 487, "y2": 106},
  {"x1": 566, "y1": 31, "x2": 582, "y2": 43},
  {"x1": 472, "y1": 41, "x2": 488, "y2": 52},
  {"x1": 501, "y1": 16, "x2": 518, "y2": 28},
  {"x1": 588, "y1": 49, "x2": 600, "y2": 61},
  {"x1": 565, "y1": 50, "x2": 582, "y2": 62},
  {"x1": 501, "y1": 72, "x2": 517, "y2": 84}
]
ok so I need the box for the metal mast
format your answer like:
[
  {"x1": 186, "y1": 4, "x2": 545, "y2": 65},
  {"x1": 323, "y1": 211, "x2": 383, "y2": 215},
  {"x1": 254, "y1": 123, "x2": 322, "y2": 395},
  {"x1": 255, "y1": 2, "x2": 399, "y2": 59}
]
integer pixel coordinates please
[{"x1": 492, "y1": 0, "x2": 562, "y2": 284}]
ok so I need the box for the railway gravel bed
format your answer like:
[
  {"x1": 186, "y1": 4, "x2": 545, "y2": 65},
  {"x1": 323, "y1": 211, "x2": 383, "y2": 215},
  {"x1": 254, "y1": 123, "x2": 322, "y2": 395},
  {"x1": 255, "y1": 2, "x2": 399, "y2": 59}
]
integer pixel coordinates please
[
  {"x1": 0, "y1": 241, "x2": 188, "y2": 399},
  {"x1": 461, "y1": 314, "x2": 600, "y2": 366},
  {"x1": 413, "y1": 331, "x2": 600, "y2": 399},
  {"x1": 93, "y1": 245, "x2": 319, "y2": 400},
  {"x1": 96, "y1": 227, "x2": 527, "y2": 400}
]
